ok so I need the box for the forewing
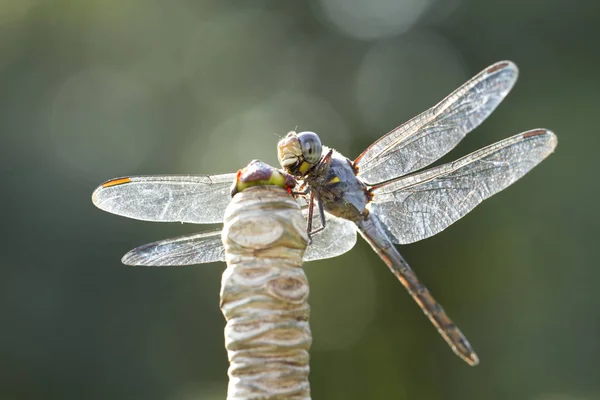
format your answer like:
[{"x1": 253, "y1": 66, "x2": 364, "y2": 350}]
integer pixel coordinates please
[
  {"x1": 92, "y1": 174, "x2": 235, "y2": 223},
  {"x1": 370, "y1": 129, "x2": 557, "y2": 244},
  {"x1": 122, "y1": 230, "x2": 225, "y2": 266},
  {"x1": 303, "y1": 212, "x2": 357, "y2": 261},
  {"x1": 355, "y1": 61, "x2": 519, "y2": 184}
]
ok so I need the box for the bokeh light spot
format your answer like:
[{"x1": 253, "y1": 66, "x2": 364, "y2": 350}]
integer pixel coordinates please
[
  {"x1": 314, "y1": 0, "x2": 435, "y2": 40},
  {"x1": 47, "y1": 67, "x2": 161, "y2": 179}
]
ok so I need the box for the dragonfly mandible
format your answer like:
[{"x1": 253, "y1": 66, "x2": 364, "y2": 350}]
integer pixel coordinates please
[{"x1": 92, "y1": 61, "x2": 557, "y2": 366}]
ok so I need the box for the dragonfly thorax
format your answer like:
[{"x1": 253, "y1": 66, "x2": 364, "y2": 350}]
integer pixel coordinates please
[{"x1": 303, "y1": 149, "x2": 370, "y2": 223}]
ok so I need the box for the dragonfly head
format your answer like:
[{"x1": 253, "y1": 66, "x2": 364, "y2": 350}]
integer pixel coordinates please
[{"x1": 277, "y1": 131, "x2": 323, "y2": 176}]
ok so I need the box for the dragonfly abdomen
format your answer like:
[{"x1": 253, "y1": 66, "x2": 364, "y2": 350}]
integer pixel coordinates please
[{"x1": 357, "y1": 214, "x2": 479, "y2": 366}]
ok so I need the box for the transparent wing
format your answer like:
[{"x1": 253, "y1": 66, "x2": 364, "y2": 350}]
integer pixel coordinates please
[
  {"x1": 121, "y1": 213, "x2": 357, "y2": 266},
  {"x1": 303, "y1": 211, "x2": 357, "y2": 261},
  {"x1": 92, "y1": 174, "x2": 235, "y2": 224},
  {"x1": 370, "y1": 129, "x2": 557, "y2": 244},
  {"x1": 355, "y1": 61, "x2": 519, "y2": 184},
  {"x1": 122, "y1": 229, "x2": 225, "y2": 266}
]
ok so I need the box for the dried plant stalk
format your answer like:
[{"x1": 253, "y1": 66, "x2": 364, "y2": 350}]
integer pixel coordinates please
[{"x1": 220, "y1": 185, "x2": 311, "y2": 399}]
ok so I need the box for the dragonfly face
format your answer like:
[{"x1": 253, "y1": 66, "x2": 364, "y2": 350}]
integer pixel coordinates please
[
  {"x1": 93, "y1": 60, "x2": 557, "y2": 366},
  {"x1": 277, "y1": 131, "x2": 323, "y2": 175}
]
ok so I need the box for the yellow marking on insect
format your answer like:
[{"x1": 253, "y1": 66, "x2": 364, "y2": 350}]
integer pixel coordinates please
[
  {"x1": 268, "y1": 170, "x2": 288, "y2": 187},
  {"x1": 327, "y1": 176, "x2": 340, "y2": 184},
  {"x1": 299, "y1": 161, "x2": 312, "y2": 174},
  {"x1": 102, "y1": 177, "x2": 131, "y2": 188},
  {"x1": 237, "y1": 171, "x2": 287, "y2": 192}
]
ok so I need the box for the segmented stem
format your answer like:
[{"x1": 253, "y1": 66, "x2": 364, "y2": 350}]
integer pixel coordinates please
[{"x1": 221, "y1": 186, "x2": 311, "y2": 399}]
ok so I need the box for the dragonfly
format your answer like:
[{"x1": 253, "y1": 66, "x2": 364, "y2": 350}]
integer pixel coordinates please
[{"x1": 92, "y1": 60, "x2": 557, "y2": 366}]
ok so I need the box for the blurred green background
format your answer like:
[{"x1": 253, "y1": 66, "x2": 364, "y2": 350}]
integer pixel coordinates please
[{"x1": 1, "y1": 0, "x2": 597, "y2": 399}]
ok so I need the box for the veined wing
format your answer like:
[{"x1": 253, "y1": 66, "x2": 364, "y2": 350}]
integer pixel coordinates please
[
  {"x1": 92, "y1": 174, "x2": 235, "y2": 224},
  {"x1": 370, "y1": 129, "x2": 557, "y2": 244},
  {"x1": 122, "y1": 229, "x2": 225, "y2": 266},
  {"x1": 355, "y1": 61, "x2": 519, "y2": 184},
  {"x1": 121, "y1": 213, "x2": 357, "y2": 266},
  {"x1": 303, "y1": 212, "x2": 357, "y2": 261}
]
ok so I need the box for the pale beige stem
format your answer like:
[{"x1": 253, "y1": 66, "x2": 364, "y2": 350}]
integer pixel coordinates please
[{"x1": 220, "y1": 185, "x2": 311, "y2": 400}]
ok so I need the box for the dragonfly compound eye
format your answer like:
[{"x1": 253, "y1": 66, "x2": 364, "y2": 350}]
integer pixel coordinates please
[{"x1": 297, "y1": 131, "x2": 323, "y2": 164}]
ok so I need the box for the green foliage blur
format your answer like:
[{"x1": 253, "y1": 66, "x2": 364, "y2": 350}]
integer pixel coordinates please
[{"x1": 1, "y1": 0, "x2": 597, "y2": 399}]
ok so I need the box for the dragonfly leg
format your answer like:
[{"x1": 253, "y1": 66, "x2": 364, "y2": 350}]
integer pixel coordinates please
[
  {"x1": 297, "y1": 178, "x2": 310, "y2": 193},
  {"x1": 315, "y1": 191, "x2": 327, "y2": 232},
  {"x1": 307, "y1": 192, "x2": 327, "y2": 237},
  {"x1": 308, "y1": 226, "x2": 326, "y2": 238},
  {"x1": 309, "y1": 149, "x2": 333, "y2": 177},
  {"x1": 320, "y1": 149, "x2": 334, "y2": 167},
  {"x1": 291, "y1": 186, "x2": 310, "y2": 196},
  {"x1": 306, "y1": 190, "x2": 316, "y2": 244},
  {"x1": 305, "y1": 190, "x2": 327, "y2": 243}
]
